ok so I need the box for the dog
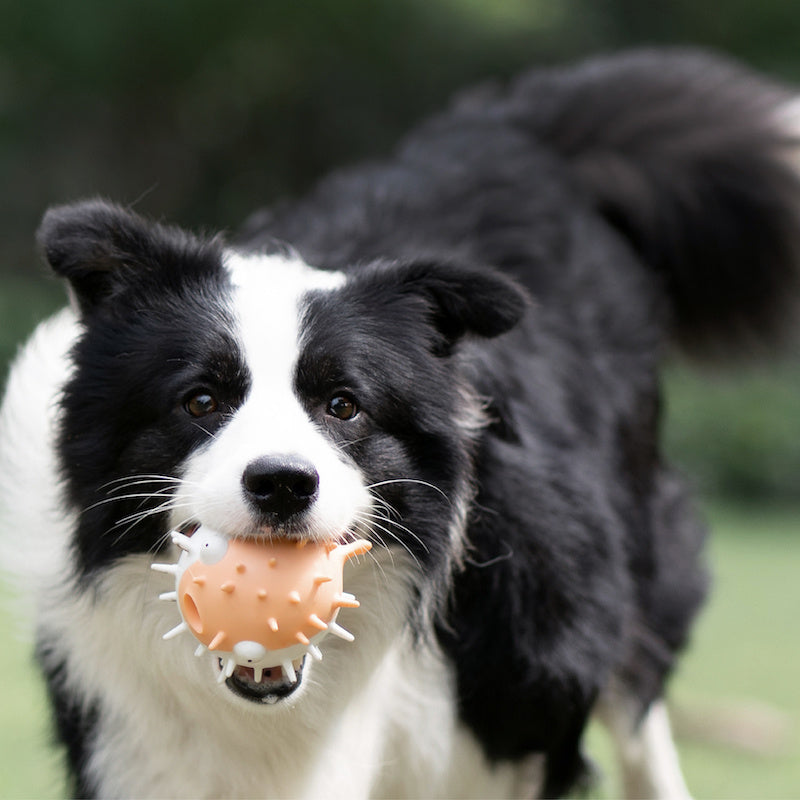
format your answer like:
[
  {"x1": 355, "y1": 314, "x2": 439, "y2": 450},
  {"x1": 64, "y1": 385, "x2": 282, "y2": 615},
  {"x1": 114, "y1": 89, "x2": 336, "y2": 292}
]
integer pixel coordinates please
[{"x1": 2, "y1": 48, "x2": 799, "y2": 799}]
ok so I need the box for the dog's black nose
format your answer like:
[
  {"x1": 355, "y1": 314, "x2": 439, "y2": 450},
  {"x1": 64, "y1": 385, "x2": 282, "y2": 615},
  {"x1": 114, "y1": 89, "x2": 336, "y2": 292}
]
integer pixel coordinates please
[{"x1": 242, "y1": 455, "x2": 320, "y2": 521}]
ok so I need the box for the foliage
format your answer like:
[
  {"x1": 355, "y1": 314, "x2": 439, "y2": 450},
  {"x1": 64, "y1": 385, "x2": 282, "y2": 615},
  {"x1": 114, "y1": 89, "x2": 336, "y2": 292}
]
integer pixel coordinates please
[{"x1": 2, "y1": 0, "x2": 800, "y2": 272}]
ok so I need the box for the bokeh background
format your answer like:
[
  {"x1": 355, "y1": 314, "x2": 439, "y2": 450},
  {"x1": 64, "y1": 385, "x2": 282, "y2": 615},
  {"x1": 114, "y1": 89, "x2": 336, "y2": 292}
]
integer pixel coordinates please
[{"x1": 1, "y1": 1, "x2": 799, "y2": 797}]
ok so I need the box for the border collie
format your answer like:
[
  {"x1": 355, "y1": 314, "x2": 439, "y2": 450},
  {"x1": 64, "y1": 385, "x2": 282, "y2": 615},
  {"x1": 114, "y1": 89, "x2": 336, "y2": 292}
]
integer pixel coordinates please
[{"x1": 2, "y1": 48, "x2": 799, "y2": 799}]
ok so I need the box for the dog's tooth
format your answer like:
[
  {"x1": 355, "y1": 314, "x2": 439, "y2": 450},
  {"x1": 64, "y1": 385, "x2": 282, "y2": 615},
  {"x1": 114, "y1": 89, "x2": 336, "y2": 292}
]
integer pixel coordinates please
[
  {"x1": 254, "y1": 666, "x2": 263, "y2": 683},
  {"x1": 282, "y1": 661, "x2": 297, "y2": 683},
  {"x1": 224, "y1": 658, "x2": 236, "y2": 678}
]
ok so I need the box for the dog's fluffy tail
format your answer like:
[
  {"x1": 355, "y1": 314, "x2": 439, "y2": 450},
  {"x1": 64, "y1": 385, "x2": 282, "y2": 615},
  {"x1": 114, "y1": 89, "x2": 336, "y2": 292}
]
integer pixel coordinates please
[{"x1": 510, "y1": 48, "x2": 800, "y2": 355}]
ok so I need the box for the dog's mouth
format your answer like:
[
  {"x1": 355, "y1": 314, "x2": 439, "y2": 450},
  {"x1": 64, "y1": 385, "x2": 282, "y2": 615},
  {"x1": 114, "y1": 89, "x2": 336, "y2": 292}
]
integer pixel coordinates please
[{"x1": 219, "y1": 657, "x2": 306, "y2": 705}]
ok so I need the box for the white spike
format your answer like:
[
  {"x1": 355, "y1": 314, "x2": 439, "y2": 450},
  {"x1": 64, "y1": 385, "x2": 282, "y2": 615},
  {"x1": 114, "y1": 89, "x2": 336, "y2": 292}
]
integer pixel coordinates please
[
  {"x1": 162, "y1": 621, "x2": 188, "y2": 640},
  {"x1": 327, "y1": 621, "x2": 355, "y2": 642},
  {"x1": 151, "y1": 563, "x2": 179, "y2": 575},
  {"x1": 308, "y1": 644, "x2": 323, "y2": 661},
  {"x1": 159, "y1": 591, "x2": 177, "y2": 602},
  {"x1": 282, "y1": 660, "x2": 297, "y2": 683},
  {"x1": 194, "y1": 644, "x2": 206, "y2": 658},
  {"x1": 170, "y1": 531, "x2": 194, "y2": 551}
]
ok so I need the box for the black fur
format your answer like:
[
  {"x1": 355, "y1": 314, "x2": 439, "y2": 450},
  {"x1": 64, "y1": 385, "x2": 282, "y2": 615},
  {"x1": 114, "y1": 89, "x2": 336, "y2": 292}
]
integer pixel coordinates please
[{"x1": 32, "y1": 48, "x2": 800, "y2": 797}]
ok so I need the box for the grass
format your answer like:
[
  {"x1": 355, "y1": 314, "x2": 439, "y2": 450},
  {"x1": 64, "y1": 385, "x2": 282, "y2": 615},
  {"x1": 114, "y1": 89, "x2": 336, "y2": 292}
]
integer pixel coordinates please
[{"x1": 0, "y1": 503, "x2": 798, "y2": 798}]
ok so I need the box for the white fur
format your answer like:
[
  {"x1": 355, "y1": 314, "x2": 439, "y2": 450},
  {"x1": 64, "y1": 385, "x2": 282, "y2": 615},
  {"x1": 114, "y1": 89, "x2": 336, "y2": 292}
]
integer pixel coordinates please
[
  {"x1": 0, "y1": 309, "x2": 80, "y2": 617},
  {"x1": 173, "y1": 252, "x2": 368, "y2": 541}
]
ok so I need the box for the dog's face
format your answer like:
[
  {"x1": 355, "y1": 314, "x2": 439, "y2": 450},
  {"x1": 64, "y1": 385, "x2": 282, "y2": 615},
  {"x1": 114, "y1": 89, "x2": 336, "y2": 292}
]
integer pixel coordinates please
[{"x1": 39, "y1": 200, "x2": 526, "y2": 703}]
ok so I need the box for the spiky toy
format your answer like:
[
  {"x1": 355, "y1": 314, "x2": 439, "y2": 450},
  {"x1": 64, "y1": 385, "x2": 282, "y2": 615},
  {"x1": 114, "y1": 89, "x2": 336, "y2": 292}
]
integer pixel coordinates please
[{"x1": 152, "y1": 527, "x2": 371, "y2": 685}]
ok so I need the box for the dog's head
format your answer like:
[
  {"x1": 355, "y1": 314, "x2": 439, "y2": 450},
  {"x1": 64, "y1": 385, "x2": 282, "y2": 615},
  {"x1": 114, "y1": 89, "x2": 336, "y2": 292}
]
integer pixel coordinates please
[{"x1": 39, "y1": 200, "x2": 527, "y2": 702}]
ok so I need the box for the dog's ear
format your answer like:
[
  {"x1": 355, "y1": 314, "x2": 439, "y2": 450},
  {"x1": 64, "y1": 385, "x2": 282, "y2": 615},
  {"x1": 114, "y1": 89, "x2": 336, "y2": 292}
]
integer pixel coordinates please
[
  {"x1": 37, "y1": 199, "x2": 221, "y2": 315},
  {"x1": 377, "y1": 259, "x2": 530, "y2": 350}
]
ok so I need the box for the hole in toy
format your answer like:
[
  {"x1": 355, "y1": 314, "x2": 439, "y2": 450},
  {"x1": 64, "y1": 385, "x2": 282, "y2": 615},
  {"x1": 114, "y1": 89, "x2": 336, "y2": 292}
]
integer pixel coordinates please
[{"x1": 182, "y1": 593, "x2": 203, "y2": 635}]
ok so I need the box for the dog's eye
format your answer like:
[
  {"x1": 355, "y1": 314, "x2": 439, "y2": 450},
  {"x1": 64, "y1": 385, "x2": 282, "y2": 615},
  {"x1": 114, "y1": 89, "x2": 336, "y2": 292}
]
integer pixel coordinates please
[
  {"x1": 327, "y1": 393, "x2": 359, "y2": 421},
  {"x1": 184, "y1": 391, "x2": 219, "y2": 418}
]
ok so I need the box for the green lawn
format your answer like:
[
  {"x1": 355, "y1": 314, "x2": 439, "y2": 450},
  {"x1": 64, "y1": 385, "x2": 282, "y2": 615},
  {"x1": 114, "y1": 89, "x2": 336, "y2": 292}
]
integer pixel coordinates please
[{"x1": 0, "y1": 504, "x2": 798, "y2": 799}]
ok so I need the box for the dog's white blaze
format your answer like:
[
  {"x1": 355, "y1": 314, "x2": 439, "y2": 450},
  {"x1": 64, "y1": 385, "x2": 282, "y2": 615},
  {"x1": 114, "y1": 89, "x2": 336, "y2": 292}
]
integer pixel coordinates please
[{"x1": 173, "y1": 251, "x2": 369, "y2": 540}]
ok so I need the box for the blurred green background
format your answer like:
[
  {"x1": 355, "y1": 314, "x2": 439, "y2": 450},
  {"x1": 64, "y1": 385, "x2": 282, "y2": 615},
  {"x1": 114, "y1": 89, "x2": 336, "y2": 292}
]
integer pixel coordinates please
[{"x1": 1, "y1": 1, "x2": 799, "y2": 797}]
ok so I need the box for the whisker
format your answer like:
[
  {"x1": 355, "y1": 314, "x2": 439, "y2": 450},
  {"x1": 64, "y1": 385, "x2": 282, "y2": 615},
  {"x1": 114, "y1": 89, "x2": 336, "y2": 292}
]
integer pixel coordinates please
[
  {"x1": 83, "y1": 487, "x2": 178, "y2": 515},
  {"x1": 365, "y1": 478, "x2": 450, "y2": 503},
  {"x1": 98, "y1": 474, "x2": 184, "y2": 493},
  {"x1": 352, "y1": 509, "x2": 427, "y2": 567}
]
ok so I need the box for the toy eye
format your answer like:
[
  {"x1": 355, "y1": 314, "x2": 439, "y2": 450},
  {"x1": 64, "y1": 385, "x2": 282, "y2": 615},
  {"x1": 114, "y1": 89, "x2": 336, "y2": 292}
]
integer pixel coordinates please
[
  {"x1": 197, "y1": 532, "x2": 228, "y2": 565},
  {"x1": 184, "y1": 391, "x2": 219, "y2": 418},
  {"x1": 327, "y1": 394, "x2": 358, "y2": 421}
]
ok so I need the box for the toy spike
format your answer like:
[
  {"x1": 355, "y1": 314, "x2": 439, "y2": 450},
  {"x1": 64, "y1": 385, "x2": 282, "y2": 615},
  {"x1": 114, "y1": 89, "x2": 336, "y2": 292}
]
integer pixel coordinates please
[
  {"x1": 254, "y1": 666, "x2": 263, "y2": 682},
  {"x1": 288, "y1": 590, "x2": 301, "y2": 605},
  {"x1": 151, "y1": 563, "x2": 179, "y2": 576},
  {"x1": 327, "y1": 621, "x2": 354, "y2": 642},
  {"x1": 267, "y1": 617, "x2": 280, "y2": 632},
  {"x1": 220, "y1": 581, "x2": 235, "y2": 593},
  {"x1": 163, "y1": 621, "x2": 188, "y2": 640},
  {"x1": 308, "y1": 613, "x2": 328, "y2": 631},
  {"x1": 295, "y1": 631, "x2": 310, "y2": 645},
  {"x1": 159, "y1": 591, "x2": 177, "y2": 602},
  {"x1": 170, "y1": 531, "x2": 193, "y2": 551},
  {"x1": 313, "y1": 574, "x2": 332, "y2": 586},
  {"x1": 333, "y1": 592, "x2": 360, "y2": 609},
  {"x1": 208, "y1": 631, "x2": 226, "y2": 651},
  {"x1": 194, "y1": 644, "x2": 206, "y2": 658},
  {"x1": 337, "y1": 540, "x2": 373, "y2": 560},
  {"x1": 308, "y1": 644, "x2": 323, "y2": 661}
]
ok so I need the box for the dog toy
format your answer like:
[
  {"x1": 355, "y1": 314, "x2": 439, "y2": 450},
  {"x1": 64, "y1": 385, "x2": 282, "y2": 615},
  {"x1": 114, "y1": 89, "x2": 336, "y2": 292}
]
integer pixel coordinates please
[{"x1": 152, "y1": 527, "x2": 371, "y2": 683}]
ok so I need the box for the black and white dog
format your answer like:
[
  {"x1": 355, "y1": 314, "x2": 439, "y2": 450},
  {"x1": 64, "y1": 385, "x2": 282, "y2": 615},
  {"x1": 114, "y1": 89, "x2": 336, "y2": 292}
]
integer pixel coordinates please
[{"x1": 2, "y1": 49, "x2": 800, "y2": 799}]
